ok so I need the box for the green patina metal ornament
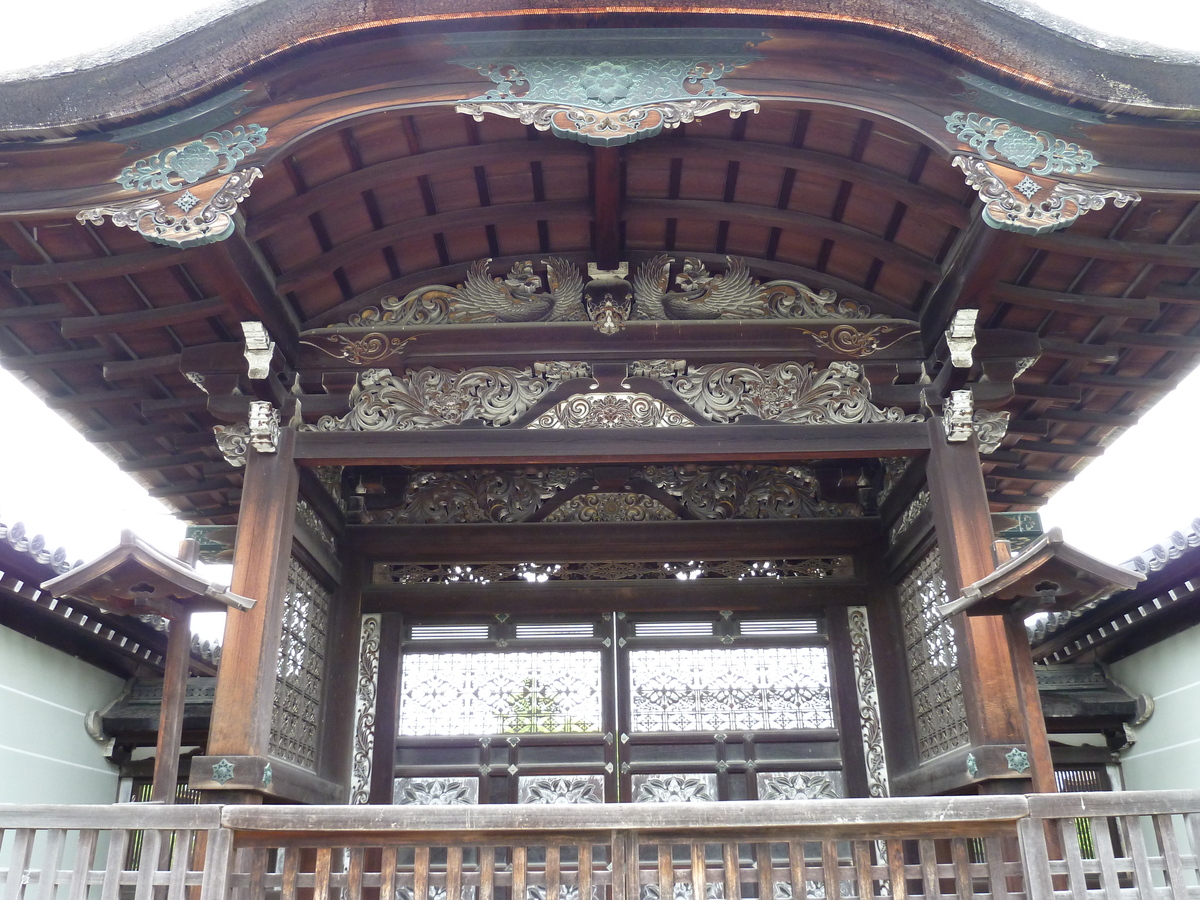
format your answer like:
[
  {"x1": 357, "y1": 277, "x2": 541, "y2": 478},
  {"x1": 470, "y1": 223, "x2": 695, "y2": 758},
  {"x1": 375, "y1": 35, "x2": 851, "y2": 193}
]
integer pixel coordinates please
[
  {"x1": 966, "y1": 753, "x2": 978, "y2": 778},
  {"x1": 262, "y1": 763, "x2": 273, "y2": 786},
  {"x1": 1006, "y1": 747, "x2": 1030, "y2": 773},
  {"x1": 212, "y1": 758, "x2": 235, "y2": 785}
]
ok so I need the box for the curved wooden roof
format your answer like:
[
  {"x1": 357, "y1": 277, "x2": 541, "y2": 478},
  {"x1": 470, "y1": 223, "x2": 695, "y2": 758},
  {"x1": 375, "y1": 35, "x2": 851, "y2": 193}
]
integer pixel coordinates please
[{"x1": 1, "y1": 11, "x2": 1199, "y2": 525}]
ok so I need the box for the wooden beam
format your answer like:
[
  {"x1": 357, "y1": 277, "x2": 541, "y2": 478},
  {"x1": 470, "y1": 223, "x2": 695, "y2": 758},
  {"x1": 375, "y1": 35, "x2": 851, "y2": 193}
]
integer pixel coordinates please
[
  {"x1": 1041, "y1": 408, "x2": 1139, "y2": 427},
  {"x1": 84, "y1": 422, "x2": 190, "y2": 444},
  {"x1": 593, "y1": 147, "x2": 622, "y2": 271},
  {"x1": 247, "y1": 141, "x2": 587, "y2": 241},
  {"x1": 1037, "y1": 339, "x2": 1120, "y2": 363},
  {"x1": 296, "y1": 422, "x2": 930, "y2": 466},
  {"x1": 1, "y1": 347, "x2": 111, "y2": 371},
  {"x1": 990, "y1": 283, "x2": 1160, "y2": 320},
  {"x1": 0, "y1": 302, "x2": 70, "y2": 322},
  {"x1": 141, "y1": 395, "x2": 209, "y2": 416},
  {"x1": 919, "y1": 215, "x2": 1012, "y2": 353},
  {"x1": 104, "y1": 353, "x2": 183, "y2": 382},
  {"x1": 1106, "y1": 330, "x2": 1200, "y2": 351},
  {"x1": 1012, "y1": 382, "x2": 1083, "y2": 402},
  {"x1": 362, "y1": 578, "x2": 870, "y2": 615},
  {"x1": 987, "y1": 491, "x2": 1051, "y2": 508},
  {"x1": 351, "y1": 518, "x2": 877, "y2": 562},
  {"x1": 148, "y1": 478, "x2": 239, "y2": 499},
  {"x1": 203, "y1": 231, "x2": 302, "y2": 364},
  {"x1": 45, "y1": 388, "x2": 142, "y2": 410},
  {"x1": 1029, "y1": 231, "x2": 1200, "y2": 267},
  {"x1": 118, "y1": 450, "x2": 215, "y2": 472},
  {"x1": 9, "y1": 247, "x2": 191, "y2": 288},
  {"x1": 275, "y1": 200, "x2": 583, "y2": 295},
  {"x1": 626, "y1": 198, "x2": 941, "y2": 281},
  {"x1": 60, "y1": 297, "x2": 226, "y2": 339},
  {"x1": 1011, "y1": 440, "x2": 1104, "y2": 458},
  {"x1": 986, "y1": 466, "x2": 1077, "y2": 483},
  {"x1": 1073, "y1": 372, "x2": 1174, "y2": 391}
]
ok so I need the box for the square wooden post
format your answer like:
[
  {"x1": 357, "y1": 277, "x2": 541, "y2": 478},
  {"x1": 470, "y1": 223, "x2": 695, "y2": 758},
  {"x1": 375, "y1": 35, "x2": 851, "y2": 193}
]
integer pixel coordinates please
[
  {"x1": 924, "y1": 416, "x2": 1055, "y2": 793},
  {"x1": 206, "y1": 427, "x2": 300, "y2": 771}
]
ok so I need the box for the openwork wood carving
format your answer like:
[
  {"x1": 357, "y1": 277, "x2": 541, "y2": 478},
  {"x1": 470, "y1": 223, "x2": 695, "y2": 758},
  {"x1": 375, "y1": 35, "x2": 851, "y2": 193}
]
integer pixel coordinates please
[
  {"x1": 350, "y1": 614, "x2": 381, "y2": 805},
  {"x1": 644, "y1": 465, "x2": 860, "y2": 519},
  {"x1": 542, "y1": 492, "x2": 678, "y2": 523},
  {"x1": 309, "y1": 365, "x2": 582, "y2": 431},
  {"x1": 375, "y1": 558, "x2": 851, "y2": 584},
  {"x1": 269, "y1": 559, "x2": 330, "y2": 770},
  {"x1": 453, "y1": 30, "x2": 763, "y2": 146},
  {"x1": 529, "y1": 393, "x2": 694, "y2": 428},
  {"x1": 848, "y1": 607, "x2": 889, "y2": 798},
  {"x1": 363, "y1": 468, "x2": 580, "y2": 524},
  {"x1": 649, "y1": 361, "x2": 921, "y2": 425}
]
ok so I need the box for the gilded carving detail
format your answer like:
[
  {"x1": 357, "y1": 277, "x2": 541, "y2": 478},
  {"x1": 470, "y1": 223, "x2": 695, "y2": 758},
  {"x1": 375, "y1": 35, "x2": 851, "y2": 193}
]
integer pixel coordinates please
[
  {"x1": 647, "y1": 361, "x2": 921, "y2": 425},
  {"x1": 644, "y1": 464, "x2": 861, "y2": 519},
  {"x1": 790, "y1": 324, "x2": 916, "y2": 357}
]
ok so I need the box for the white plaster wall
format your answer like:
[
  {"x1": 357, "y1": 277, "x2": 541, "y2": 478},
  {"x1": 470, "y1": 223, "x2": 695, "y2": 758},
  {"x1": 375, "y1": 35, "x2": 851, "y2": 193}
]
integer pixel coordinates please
[
  {"x1": 0, "y1": 625, "x2": 123, "y2": 803},
  {"x1": 1110, "y1": 624, "x2": 1200, "y2": 792}
]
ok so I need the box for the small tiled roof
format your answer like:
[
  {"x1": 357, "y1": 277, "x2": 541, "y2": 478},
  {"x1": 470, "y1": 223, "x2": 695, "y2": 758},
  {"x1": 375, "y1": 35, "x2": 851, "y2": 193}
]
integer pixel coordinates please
[
  {"x1": 1123, "y1": 518, "x2": 1200, "y2": 576},
  {"x1": 0, "y1": 515, "x2": 79, "y2": 575}
]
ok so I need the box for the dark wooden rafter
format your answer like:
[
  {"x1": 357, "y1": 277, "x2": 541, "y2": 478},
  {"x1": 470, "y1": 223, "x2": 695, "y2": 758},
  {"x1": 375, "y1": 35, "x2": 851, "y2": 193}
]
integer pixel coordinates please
[
  {"x1": 9, "y1": 246, "x2": 191, "y2": 288},
  {"x1": 60, "y1": 297, "x2": 227, "y2": 339},
  {"x1": 592, "y1": 147, "x2": 623, "y2": 270}
]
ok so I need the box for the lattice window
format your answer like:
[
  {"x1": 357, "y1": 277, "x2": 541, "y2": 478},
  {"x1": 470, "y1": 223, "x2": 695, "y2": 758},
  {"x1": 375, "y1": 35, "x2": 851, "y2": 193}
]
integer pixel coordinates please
[
  {"x1": 398, "y1": 650, "x2": 603, "y2": 736},
  {"x1": 628, "y1": 646, "x2": 834, "y2": 732},
  {"x1": 898, "y1": 548, "x2": 969, "y2": 761},
  {"x1": 269, "y1": 559, "x2": 331, "y2": 769}
]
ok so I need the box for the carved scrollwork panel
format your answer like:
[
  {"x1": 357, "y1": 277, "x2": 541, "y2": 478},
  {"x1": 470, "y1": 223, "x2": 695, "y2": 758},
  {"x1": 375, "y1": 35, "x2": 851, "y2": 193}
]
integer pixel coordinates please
[
  {"x1": 518, "y1": 775, "x2": 605, "y2": 804},
  {"x1": 643, "y1": 464, "x2": 861, "y2": 519},
  {"x1": 542, "y1": 492, "x2": 678, "y2": 522},
  {"x1": 213, "y1": 423, "x2": 249, "y2": 467},
  {"x1": 847, "y1": 608, "x2": 889, "y2": 798},
  {"x1": 528, "y1": 393, "x2": 694, "y2": 428},
  {"x1": 632, "y1": 773, "x2": 717, "y2": 802},
  {"x1": 363, "y1": 468, "x2": 579, "y2": 524},
  {"x1": 350, "y1": 614, "x2": 380, "y2": 805},
  {"x1": 645, "y1": 361, "x2": 921, "y2": 425},
  {"x1": 756, "y1": 770, "x2": 844, "y2": 800}
]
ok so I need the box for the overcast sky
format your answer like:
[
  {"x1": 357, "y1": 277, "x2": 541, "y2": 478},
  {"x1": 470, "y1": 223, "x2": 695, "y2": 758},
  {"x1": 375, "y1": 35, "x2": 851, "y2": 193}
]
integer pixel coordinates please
[{"x1": 0, "y1": 0, "x2": 1198, "y2": 587}]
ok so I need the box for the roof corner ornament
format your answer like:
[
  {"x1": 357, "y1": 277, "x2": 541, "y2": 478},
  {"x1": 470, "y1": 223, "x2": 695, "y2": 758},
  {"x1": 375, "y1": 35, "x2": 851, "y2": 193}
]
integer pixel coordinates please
[
  {"x1": 248, "y1": 400, "x2": 280, "y2": 454},
  {"x1": 78, "y1": 125, "x2": 268, "y2": 248},
  {"x1": 451, "y1": 31, "x2": 764, "y2": 147},
  {"x1": 942, "y1": 389, "x2": 974, "y2": 442},
  {"x1": 945, "y1": 112, "x2": 1138, "y2": 234},
  {"x1": 945, "y1": 309, "x2": 978, "y2": 368},
  {"x1": 241, "y1": 321, "x2": 275, "y2": 379}
]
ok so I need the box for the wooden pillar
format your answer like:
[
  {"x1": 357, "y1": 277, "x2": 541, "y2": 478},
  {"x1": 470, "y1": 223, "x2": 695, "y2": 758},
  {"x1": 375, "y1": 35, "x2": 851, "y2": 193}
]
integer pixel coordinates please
[
  {"x1": 207, "y1": 427, "x2": 300, "y2": 771},
  {"x1": 924, "y1": 416, "x2": 1054, "y2": 792},
  {"x1": 150, "y1": 613, "x2": 191, "y2": 803}
]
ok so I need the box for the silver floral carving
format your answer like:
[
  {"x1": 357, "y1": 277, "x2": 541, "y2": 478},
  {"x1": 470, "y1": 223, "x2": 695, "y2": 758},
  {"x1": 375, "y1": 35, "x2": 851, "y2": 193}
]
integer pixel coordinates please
[
  {"x1": 942, "y1": 390, "x2": 974, "y2": 443},
  {"x1": 848, "y1": 607, "x2": 889, "y2": 798},
  {"x1": 375, "y1": 557, "x2": 851, "y2": 585},
  {"x1": 644, "y1": 465, "x2": 861, "y2": 519},
  {"x1": 79, "y1": 168, "x2": 261, "y2": 248},
  {"x1": 944, "y1": 113, "x2": 1094, "y2": 175},
  {"x1": 453, "y1": 32, "x2": 763, "y2": 146},
  {"x1": 248, "y1": 400, "x2": 280, "y2": 453},
  {"x1": 634, "y1": 256, "x2": 887, "y2": 321},
  {"x1": 648, "y1": 361, "x2": 921, "y2": 425},
  {"x1": 542, "y1": 492, "x2": 679, "y2": 523},
  {"x1": 363, "y1": 468, "x2": 579, "y2": 524},
  {"x1": 952, "y1": 156, "x2": 1138, "y2": 235},
  {"x1": 632, "y1": 773, "x2": 716, "y2": 802},
  {"x1": 877, "y1": 457, "x2": 911, "y2": 506},
  {"x1": 519, "y1": 775, "x2": 604, "y2": 804},
  {"x1": 117, "y1": 125, "x2": 268, "y2": 191},
  {"x1": 296, "y1": 499, "x2": 336, "y2": 552},
  {"x1": 528, "y1": 393, "x2": 694, "y2": 428},
  {"x1": 394, "y1": 777, "x2": 478, "y2": 805},
  {"x1": 972, "y1": 409, "x2": 1011, "y2": 454},
  {"x1": 350, "y1": 614, "x2": 381, "y2": 804},
  {"x1": 889, "y1": 489, "x2": 930, "y2": 546},
  {"x1": 213, "y1": 423, "x2": 250, "y2": 467},
  {"x1": 757, "y1": 771, "x2": 843, "y2": 800},
  {"x1": 310, "y1": 365, "x2": 580, "y2": 431}
]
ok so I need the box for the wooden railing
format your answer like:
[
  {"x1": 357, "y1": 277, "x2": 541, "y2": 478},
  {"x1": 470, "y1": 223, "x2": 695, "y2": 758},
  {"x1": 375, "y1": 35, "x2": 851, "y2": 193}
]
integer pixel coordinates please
[{"x1": 3, "y1": 792, "x2": 1200, "y2": 900}]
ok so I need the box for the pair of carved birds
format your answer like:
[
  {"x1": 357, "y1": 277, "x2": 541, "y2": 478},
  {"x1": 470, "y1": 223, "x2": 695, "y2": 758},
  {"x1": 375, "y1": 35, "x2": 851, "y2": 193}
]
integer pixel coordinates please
[{"x1": 454, "y1": 255, "x2": 763, "y2": 323}]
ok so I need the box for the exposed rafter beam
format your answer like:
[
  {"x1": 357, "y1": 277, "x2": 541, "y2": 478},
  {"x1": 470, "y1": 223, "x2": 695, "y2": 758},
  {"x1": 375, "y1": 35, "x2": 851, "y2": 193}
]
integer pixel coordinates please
[
  {"x1": 9, "y1": 247, "x2": 191, "y2": 288},
  {"x1": 990, "y1": 283, "x2": 1161, "y2": 320},
  {"x1": 593, "y1": 147, "x2": 622, "y2": 271},
  {"x1": 60, "y1": 297, "x2": 226, "y2": 339}
]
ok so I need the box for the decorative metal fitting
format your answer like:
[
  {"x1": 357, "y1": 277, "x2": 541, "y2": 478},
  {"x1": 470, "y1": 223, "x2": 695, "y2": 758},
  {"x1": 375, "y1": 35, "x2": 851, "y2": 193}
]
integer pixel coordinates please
[
  {"x1": 944, "y1": 113, "x2": 1095, "y2": 175},
  {"x1": 212, "y1": 758, "x2": 235, "y2": 785},
  {"x1": 966, "y1": 753, "x2": 978, "y2": 778},
  {"x1": 241, "y1": 321, "x2": 275, "y2": 380},
  {"x1": 262, "y1": 763, "x2": 273, "y2": 786},
  {"x1": 1006, "y1": 747, "x2": 1031, "y2": 773},
  {"x1": 248, "y1": 401, "x2": 280, "y2": 454}
]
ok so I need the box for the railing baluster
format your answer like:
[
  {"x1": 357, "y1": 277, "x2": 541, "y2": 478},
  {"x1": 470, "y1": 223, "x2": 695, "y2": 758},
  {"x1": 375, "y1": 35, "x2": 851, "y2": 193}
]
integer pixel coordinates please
[
  {"x1": 278, "y1": 847, "x2": 300, "y2": 900},
  {"x1": 917, "y1": 840, "x2": 938, "y2": 900},
  {"x1": 512, "y1": 845, "x2": 527, "y2": 900},
  {"x1": 1182, "y1": 814, "x2": 1200, "y2": 891},
  {"x1": 36, "y1": 828, "x2": 67, "y2": 900},
  {"x1": 1056, "y1": 815, "x2": 1088, "y2": 900},
  {"x1": 1121, "y1": 814, "x2": 1155, "y2": 899},
  {"x1": 477, "y1": 846, "x2": 493, "y2": 900},
  {"x1": 347, "y1": 849, "x2": 366, "y2": 900},
  {"x1": 822, "y1": 841, "x2": 841, "y2": 900},
  {"x1": 722, "y1": 842, "x2": 740, "y2": 900},
  {"x1": 1083, "y1": 816, "x2": 1120, "y2": 900},
  {"x1": 577, "y1": 842, "x2": 592, "y2": 900},
  {"x1": 314, "y1": 848, "x2": 333, "y2": 900},
  {"x1": 414, "y1": 847, "x2": 431, "y2": 900},
  {"x1": 166, "y1": 830, "x2": 190, "y2": 900},
  {"x1": 447, "y1": 846, "x2": 463, "y2": 900},
  {"x1": 99, "y1": 829, "x2": 129, "y2": 900},
  {"x1": 853, "y1": 840, "x2": 873, "y2": 900},
  {"x1": 1017, "y1": 816, "x2": 1054, "y2": 900},
  {"x1": 1153, "y1": 814, "x2": 1187, "y2": 900},
  {"x1": 949, "y1": 839, "x2": 970, "y2": 900},
  {"x1": 198, "y1": 827, "x2": 232, "y2": 900},
  {"x1": 885, "y1": 840, "x2": 906, "y2": 900},
  {"x1": 245, "y1": 849, "x2": 267, "y2": 900},
  {"x1": 7, "y1": 828, "x2": 37, "y2": 900},
  {"x1": 69, "y1": 830, "x2": 100, "y2": 900},
  {"x1": 787, "y1": 842, "x2": 804, "y2": 900},
  {"x1": 690, "y1": 843, "x2": 706, "y2": 900},
  {"x1": 656, "y1": 844, "x2": 672, "y2": 900},
  {"x1": 982, "y1": 837, "x2": 1010, "y2": 900},
  {"x1": 756, "y1": 843, "x2": 774, "y2": 900}
]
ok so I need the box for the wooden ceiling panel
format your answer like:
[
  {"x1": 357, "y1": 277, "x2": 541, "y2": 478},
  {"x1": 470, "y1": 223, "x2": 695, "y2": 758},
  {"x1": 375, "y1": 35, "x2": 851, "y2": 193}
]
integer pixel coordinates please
[
  {"x1": 678, "y1": 157, "x2": 731, "y2": 202},
  {"x1": 372, "y1": 179, "x2": 436, "y2": 224},
  {"x1": 342, "y1": 251, "x2": 398, "y2": 300},
  {"x1": 441, "y1": 228, "x2": 500, "y2": 265},
  {"x1": 740, "y1": 108, "x2": 801, "y2": 145},
  {"x1": 485, "y1": 159, "x2": 538, "y2": 206},
  {"x1": 891, "y1": 214, "x2": 954, "y2": 262},
  {"x1": 288, "y1": 133, "x2": 357, "y2": 191},
  {"x1": 543, "y1": 219, "x2": 592, "y2": 255},
  {"x1": 824, "y1": 244, "x2": 884, "y2": 290},
  {"x1": 796, "y1": 111, "x2": 863, "y2": 159},
  {"x1": 783, "y1": 171, "x2": 845, "y2": 220},
  {"x1": 723, "y1": 223, "x2": 776, "y2": 261},
  {"x1": 839, "y1": 191, "x2": 902, "y2": 241},
  {"x1": 409, "y1": 111, "x2": 476, "y2": 153},
  {"x1": 670, "y1": 219, "x2": 723, "y2": 256},
  {"x1": 623, "y1": 216, "x2": 671, "y2": 252},
  {"x1": 536, "y1": 157, "x2": 592, "y2": 203},
  {"x1": 317, "y1": 196, "x2": 379, "y2": 249},
  {"x1": 624, "y1": 155, "x2": 674, "y2": 200},
  {"x1": 259, "y1": 222, "x2": 327, "y2": 277},
  {"x1": 469, "y1": 113, "x2": 534, "y2": 144},
  {"x1": 771, "y1": 230, "x2": 829, "y2": 273},
  {"x1": 291, "y1": 279, "x2": 350, "y2": 324},
  {"x1": 393, "y1": 237, "x2": 447, "y2": 278},
  {"x1": 424, "y1": 171, "x2": 487, "y2": 215},
  {"x1": 728, "y1": 161, "x2": 789, "y2": 208},
  {"x1": 492, "y1": 220, "x2": 544, "y2": 259},
  {"x1": 868, "y1": 269, "x2": 927, "y2": 310},
  {"x1": 858, "y1": 124, "x2": 925, "y2": 181}
]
